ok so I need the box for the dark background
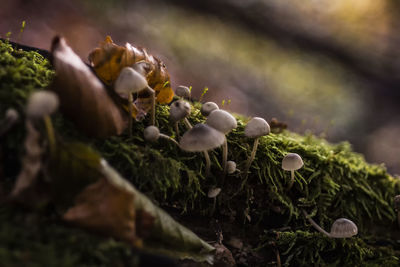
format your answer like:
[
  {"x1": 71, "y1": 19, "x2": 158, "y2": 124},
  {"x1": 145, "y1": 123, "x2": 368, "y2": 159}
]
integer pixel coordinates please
[{"x1": 2, "y1": 0, "x2": 400, "y2": 174}]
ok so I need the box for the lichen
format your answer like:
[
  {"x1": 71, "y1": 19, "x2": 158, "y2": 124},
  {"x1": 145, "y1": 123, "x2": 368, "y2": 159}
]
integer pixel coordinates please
[{"x1": 1, "y1": 39, "x2": 400, "y2": 266}]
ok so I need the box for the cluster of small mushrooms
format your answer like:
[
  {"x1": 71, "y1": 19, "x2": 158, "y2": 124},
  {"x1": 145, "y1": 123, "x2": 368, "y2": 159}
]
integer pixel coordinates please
[
  {"x1": 1, "y1": 61, "x2": 362, "y2": 239},
  {"x1": 116, "y1": 75, "x2": 358, "y2": 238}
]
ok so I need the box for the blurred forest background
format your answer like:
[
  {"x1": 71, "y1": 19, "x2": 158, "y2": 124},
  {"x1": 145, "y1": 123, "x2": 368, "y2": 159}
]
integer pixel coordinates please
[{"x1": 2, "y1": 0, "x2": 400, "y2": 174}]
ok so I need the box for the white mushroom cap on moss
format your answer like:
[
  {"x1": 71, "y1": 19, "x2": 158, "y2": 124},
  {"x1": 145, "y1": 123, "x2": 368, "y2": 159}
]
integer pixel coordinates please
[
  {"x1": 245, "y1": 117, "x2": 270, "y2": 138},
  {"x1": 201, "y1": 102, "x2": 219, "y2": 117},
  {"x1": 26, "y1": 91, "x2": 59, "y2": 119},
  {"x1": 5, "y1": 108, "x2": 19, "y2": 122},
  {"x1": 206, "y1": 109, "x2": 237, "y2": 134},
  {"x1": 114, "y1": 67, "x2": 148, "y2": 97},
  {"x1": 175, "y1": 85, "x2": 191, "y2": 98},
  {"x1": 180, "y1": 123, "x2": 225, "y2": 152},
  {"x1": 282, "y1": 153, "x2": 304, "y2": 171},
  {"x1": 144, "y1": 125, "x2": 160, "y2": 142},
  {"x1": 329, "y1": 218, "x2": 358, "y2": 238},
  {"x1": 208, "y1": 187, "x2": 221, "y2": 198},
  {"x1": 170, "y1": 100, "x2": 191, "y2": 122},
  {"x1": 226, "y1": 161, "x2": 237, "y2": 174}
]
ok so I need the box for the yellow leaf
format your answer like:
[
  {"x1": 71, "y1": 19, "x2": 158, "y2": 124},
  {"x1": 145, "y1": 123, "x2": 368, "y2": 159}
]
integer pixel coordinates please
[{"x1": 88, "y1": 36, "x2": 174, "y2": 117}]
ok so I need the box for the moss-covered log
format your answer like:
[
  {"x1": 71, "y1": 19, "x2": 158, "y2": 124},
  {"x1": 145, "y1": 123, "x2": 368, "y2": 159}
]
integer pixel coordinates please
[{"x1": 1, "y1": 39, "x2": 400, "y2": 266}]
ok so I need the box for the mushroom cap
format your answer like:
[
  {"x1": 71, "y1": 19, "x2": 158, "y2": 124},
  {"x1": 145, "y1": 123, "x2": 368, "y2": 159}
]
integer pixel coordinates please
[
  {"x1": 170, "y1": 100, "x2": 191, "y2": 122},
  {"x1": 26, "y1": 91, "x2": 59, "y2": 119},
  {"x1": 282, "y1": 153, "x2": 304, "y2": 171},
  {"x1": 175, "y1": 85, "x2": 191, "y2": 98},
  {"x1": 329, "y1": 218, "x2": 358, "y2": 238},
  {"x1": 179, "y1": 123, "x2": 225, "y2": 152},
  {"x1": 206, "y1": 109, "x2": 237, "y2": 134},
  {"x1": 144, "y1": 126, "x2": 160, "y2": 142},
  {"x1": 201, "y1": 102, "x2": 219, "y2": 117},
  {"x1": 114, "y1": 67, "x2": 148, "y2": 96},
  {"x1": 226, "y1": 161, "x2": 237, "y2": 174},
  {"x1": 245, "y1": 117, "x2": 270, "y2": 138},
  {"x1": 5, "y1": 108, "x2": 19, "y2": 122},
  {"x1": 208, "y1": 187, "x2": 221, "y2": 198}
]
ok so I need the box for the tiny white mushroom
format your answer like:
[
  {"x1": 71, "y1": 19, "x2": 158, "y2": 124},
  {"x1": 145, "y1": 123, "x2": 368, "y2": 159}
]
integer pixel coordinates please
[
  {"x1": 0, "y1": 108, "x2": 19, "y2": 138},
  {"x1": 26, "y1": 91, "x2": 59, "y2": 119},
  {"x1": 208, "y1": 187, "x2": 222, "y2": 215},
  {"x1": 170, "y1": 100, "x2": 192, "y2": 138},
  {"x1": 144, "y1": 126, "x2": 179, "y2": 146},
  {"x1": 208, "y1": 187, "x2": 222, "y2": 198},
  {"x1": 5, "y1": 108, "x2": 19, "y2": 123},
  {"x1": 175, "y1": 85, "x2": 191, "y2": 99},
  {"x1": 180, "y1": 123, "x2": 225, "y2": 176},
  {"x1": 26, "y1": 91, "x2": 59, "y2": 154},
  {"x1": 201, "y1": 102, "x2": 219, "y2": 117},
  {"x1": 282, "y1": 153, "x2": 303, "y2": 190},
  {"x1": 206, "y1": 110, "x2": 237, "y2": 178},
  {"x1": 243, "y1": 117, "x2": 270, "y2": 178},
  {"x1": 303, "y1": 210, "x2": 358, "y2": 238},
  {"x1": 115, "y1": 67, "x2": 156, "y2": 136},
  {"x1": 226, "y1": 161, "x2": 237, "y2": 174}
]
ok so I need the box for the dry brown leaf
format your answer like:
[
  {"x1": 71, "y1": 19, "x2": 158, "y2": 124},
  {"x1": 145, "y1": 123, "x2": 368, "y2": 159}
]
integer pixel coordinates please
[
  {"x1": 51, "y1": 36, "x2": 127, "y2": 138},
  {"x1": 89, "y1": 36, "x2": 174, "y2": 118},
  {"x1": 11, "y1": 121, "x2": 43, "y2": 198},
  {"x1": 63, "y1": 177, "x2": 142, "y2": 246}
]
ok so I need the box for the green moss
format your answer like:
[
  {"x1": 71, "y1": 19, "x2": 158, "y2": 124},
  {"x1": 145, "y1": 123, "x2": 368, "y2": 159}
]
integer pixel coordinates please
[
  {"x1": 0, "y1": 206, "x2": 142, "y2": 267},
  {"x1": 259, "y1": 230, "x2": 399, "y2": 266},
  {"x1": 1, "y1": 39, "x2": 400, "y2": 266},
  {"x1": 0, "y1": 40, "x2": 54, "y2": 114}
]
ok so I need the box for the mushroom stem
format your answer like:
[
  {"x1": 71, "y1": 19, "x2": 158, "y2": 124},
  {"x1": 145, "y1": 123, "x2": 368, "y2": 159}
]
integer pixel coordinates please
[
  {"x1": 44, "y1": 115, "x2": 56, "y2": 155},
  {"x1": 287, "y1": 170, "x2": 295, "y2": 190},
  {"x1": 147, "y1": 86, "x2": 156, "y2": 126},
  {"x1": 174, "y1": 122, "x2": 180, "y2": 140},
  {"x1": 203, "y1": 151, "x2": 211, "y2": 177},
  {"x1": 222, "y1": 137, "x2": 228, "y2": 175},
  {"x1": 128, "y1": 93, "x2": 133, "y2": 137},
  {"x1": 244, "y1": 137, "x2": 259, "y2": 179},
  {"x1": 184, "y1": 118, "x2": 192, "y2": 129},
  {"x1": 210, "y1": 197, "x2": 217, "y2": 216},
  {"x1": 159, "y1": 133, "x2": 180, "y2": 146},
  {"x1": 302, "y1": 210, "x2": 331, "y2": 238}
]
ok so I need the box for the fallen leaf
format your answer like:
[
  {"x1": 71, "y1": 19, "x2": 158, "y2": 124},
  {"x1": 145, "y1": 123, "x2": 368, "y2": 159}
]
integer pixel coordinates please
[
  {"x1": 63, "y1": 177, "x2": 141, "y2": 246},
  {"x1": 100, "y1": 160, "x2": 215, "y2": 264},
  {"x1": 46, "y1": 139, "x2": 214, "y2": 263},
  {"x1": 51, "y1": 36, "x2": 127, "y2": 138},
  {"x1": 89, "y1": 36, "x2": 174, "y2": 118},
  {"x1": 47, "y1": 141, "x2": 102, "y2": 207}
]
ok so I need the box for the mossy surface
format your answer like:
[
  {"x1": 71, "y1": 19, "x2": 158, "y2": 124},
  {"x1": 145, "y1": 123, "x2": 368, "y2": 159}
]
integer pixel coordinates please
[
  {"x1": 1, "y1": 39, "x2": 400, "y2": 266},
  {"x1": 259, "y1": 230, "x2": 399, "y2": 267},
  {"x1": 0, "y1": 206, "x2": 140, "y2": 267}
]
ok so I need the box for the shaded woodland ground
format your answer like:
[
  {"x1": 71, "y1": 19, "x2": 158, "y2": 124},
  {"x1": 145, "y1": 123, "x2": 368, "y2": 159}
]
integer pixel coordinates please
[{"x1": 1, "y1": 1, "x2": 400, "y2": 266}]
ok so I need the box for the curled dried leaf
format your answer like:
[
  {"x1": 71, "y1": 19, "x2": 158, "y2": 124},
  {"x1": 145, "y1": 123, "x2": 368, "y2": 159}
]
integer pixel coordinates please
[
  {"x1": 51, "y1": 36, "x2": 127, "y2": 138},
  {"x1": 89, "y1": 36, "x2": 174, "y2": 118},
  {"x1": 63, "y1": 178, "x2": 142, "y2": 246}
]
